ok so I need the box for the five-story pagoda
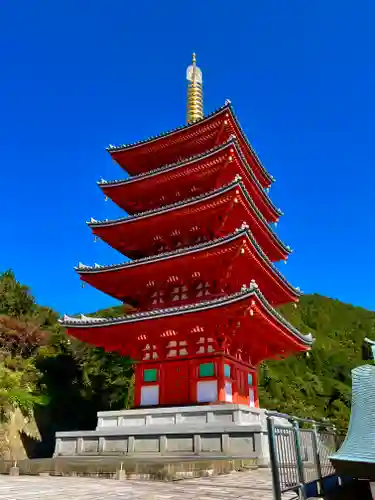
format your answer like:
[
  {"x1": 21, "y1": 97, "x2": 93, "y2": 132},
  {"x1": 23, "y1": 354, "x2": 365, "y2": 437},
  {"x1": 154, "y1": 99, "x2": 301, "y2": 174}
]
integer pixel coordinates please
[{"x1": 61, "y1": 54, "x2": 313, "y2": 409}]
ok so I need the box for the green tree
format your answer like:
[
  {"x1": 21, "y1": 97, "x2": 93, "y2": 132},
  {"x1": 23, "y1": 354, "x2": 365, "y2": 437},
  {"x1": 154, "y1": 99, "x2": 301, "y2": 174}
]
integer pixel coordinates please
[{"x1": 0, "y1": 270, "x2": 35, "y2": 319}]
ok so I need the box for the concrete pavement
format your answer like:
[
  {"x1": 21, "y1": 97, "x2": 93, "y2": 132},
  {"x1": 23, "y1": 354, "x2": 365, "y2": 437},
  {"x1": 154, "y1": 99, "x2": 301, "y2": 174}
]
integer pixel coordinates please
[{"x1": 0, "y1": 468, "x2": 290, "y2": 500}]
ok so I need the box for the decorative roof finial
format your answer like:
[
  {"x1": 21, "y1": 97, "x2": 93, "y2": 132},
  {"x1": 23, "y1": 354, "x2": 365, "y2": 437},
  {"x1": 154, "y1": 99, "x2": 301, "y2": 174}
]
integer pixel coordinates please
[{"x1": 186, "y1": 53, "x2": 203, "y2": 124}]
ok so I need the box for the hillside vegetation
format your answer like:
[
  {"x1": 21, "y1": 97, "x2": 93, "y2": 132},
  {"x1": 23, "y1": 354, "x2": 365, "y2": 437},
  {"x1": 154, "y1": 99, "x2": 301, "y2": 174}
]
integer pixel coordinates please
[{"x1": 0, "y1": 269, "x2": 373, "y2": 458}]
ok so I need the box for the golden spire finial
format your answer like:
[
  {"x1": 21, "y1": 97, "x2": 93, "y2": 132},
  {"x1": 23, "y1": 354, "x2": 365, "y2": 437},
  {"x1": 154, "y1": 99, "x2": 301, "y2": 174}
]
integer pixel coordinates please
[{"x1": 186, "y1": 53, "x2": 203, "y2": 123}]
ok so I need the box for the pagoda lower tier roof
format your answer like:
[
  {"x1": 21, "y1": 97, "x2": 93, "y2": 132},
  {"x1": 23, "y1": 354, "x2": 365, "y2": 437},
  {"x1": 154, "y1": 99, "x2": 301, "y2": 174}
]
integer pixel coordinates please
[
  {"x1": 107, "y1": 103, "x2": 273, "y2": 188},
  {"x1": 100, "y1": 138, "x2": 281, "y2": 224},
  {"x1": 77, "y1": 228, "x2": 300, "y2": 308},
  {"x1": 60, "y1": 284, "x2": 313, "y2": 366},
  {"x1": 89, "y1": 179, "x2": 291, "y2": 262}
]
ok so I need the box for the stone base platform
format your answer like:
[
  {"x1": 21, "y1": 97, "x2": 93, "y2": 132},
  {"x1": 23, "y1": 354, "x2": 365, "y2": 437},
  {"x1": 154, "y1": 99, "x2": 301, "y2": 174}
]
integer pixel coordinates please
[{"x1": 54, "y1": 405, "x2": 271, "y2": 464}]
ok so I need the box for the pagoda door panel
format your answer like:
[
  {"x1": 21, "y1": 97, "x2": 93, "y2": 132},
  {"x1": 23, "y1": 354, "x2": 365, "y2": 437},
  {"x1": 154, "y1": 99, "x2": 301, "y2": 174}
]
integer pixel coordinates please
[{"x1": 161, "y1": 361, "x2": 190, "y2": 405}]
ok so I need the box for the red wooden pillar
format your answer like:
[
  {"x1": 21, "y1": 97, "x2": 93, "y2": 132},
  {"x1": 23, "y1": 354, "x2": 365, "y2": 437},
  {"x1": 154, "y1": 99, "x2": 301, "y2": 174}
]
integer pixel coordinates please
[
  {"x1": 134, "y1": 363, "x2": 142, "y2": 407},
  {"x1": 252, "y1": 369, "x2": 259, "y2": 408},
  {"x1": 231, "y1": 362, "x2": 239, "y2": 404},
  {"x1": 158, "y1": 361, "x2": 165, "y2": 405},
  {"x1": 216, "y1": 356, "x2": 225, "y2": 402},
  {"x1": 189, "y1": 359, "x2": 198, "y2": 404}
]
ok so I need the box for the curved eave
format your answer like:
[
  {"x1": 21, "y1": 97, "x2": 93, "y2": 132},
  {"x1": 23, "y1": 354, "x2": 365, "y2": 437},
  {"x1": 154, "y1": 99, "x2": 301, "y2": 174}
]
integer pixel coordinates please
[
  {"x1": 102, "y1": 140, "x2": 233, "y2": 187},
  {"x1": 79, "y1": 229, "x2": 245, "y2": 273},
  {"x1": 77, "y1": 228, "x2": 300, "y2": 301},
  {"x1": 107, "y1": 102, "x2": 273, "y2": 187},
  {"x1": 60, "y1": 284, "x2": 313, "y2": 349},
  {"x1": 107, "y1": 104, "x2": 228, "y2": 153},
  {"x1": 100, "y1": 139, "x2": 282, "y2": 220},
  {"x1": 88, "y1": 179, "x2": 292, "y2": 257}
]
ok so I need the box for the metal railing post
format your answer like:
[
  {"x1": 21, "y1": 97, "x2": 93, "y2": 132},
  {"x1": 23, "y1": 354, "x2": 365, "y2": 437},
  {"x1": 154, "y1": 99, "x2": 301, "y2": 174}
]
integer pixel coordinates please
[
  {"x1": 332, "y1": 425, "x2": 340, "y2": 451},
  {"x1": 267, "y1": 416, "x2": 282, "y2": 500},
  {"x1": 311, "y1": 423, "x2": 324, "y2": 496},
  {"x1": 292, "y1": 419, "x2": 307, "y2": 500}
]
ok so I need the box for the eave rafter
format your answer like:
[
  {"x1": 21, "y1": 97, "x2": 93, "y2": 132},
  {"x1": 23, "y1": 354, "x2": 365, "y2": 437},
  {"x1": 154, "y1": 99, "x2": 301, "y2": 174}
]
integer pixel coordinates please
[{"x1": 214, "y1": 117, "x2": 227, "y2": 146}]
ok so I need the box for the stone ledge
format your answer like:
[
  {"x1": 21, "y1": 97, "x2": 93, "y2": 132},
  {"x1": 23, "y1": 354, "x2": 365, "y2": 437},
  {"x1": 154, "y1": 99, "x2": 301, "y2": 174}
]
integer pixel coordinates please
[
  {"x1": 57, "y1": 423, "x2": 264, "y2": 438},
  {"x1": 0, "y1": 457, "x2": 259, "y2": 480},
  {"x1": 54, "y1": 429, "x2": 267, "y2": 461},
  {"x1": 97, "y1": 404, "x2": 264, "y2": 418},
  {"x1": 96, "y1": 405, "x2": 266, "y2": 431}
]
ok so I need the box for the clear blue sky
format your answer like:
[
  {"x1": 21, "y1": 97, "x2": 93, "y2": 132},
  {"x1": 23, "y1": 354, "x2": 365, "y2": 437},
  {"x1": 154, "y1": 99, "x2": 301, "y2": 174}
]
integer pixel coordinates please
[{"x1": 1, "y1": 1, "x2": 374, "y2": 315}]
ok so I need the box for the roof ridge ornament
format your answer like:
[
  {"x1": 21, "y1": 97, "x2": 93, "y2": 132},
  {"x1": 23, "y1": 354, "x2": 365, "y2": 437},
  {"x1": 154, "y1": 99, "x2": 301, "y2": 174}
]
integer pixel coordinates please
[{"x1": 250, "y1": 279, "x2": 258, "y2": 290}]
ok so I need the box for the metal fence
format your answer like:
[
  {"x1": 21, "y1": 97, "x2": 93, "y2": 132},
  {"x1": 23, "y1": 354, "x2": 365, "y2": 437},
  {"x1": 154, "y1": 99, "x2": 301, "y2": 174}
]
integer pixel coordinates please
[{"x1": 267, "y1": 411, "x2": 343, "y2": 500}]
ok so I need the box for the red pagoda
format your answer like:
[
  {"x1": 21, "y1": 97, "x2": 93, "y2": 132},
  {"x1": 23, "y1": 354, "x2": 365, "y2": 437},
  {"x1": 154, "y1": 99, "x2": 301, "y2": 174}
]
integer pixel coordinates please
[{"x1": 61, "y1": 54, "x2": 312, "y2": 410}]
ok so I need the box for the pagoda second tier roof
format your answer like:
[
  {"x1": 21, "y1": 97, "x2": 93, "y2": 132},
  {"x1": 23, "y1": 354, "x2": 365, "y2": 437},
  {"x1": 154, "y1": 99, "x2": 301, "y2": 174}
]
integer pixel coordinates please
[
  {"x1": 77, "y1": 228, "x2": 301, "y2": 307},
  {"x1": 107, "y1": 103, "x2": 273, "y2": 188},
  {"x1": 100, "y1": 139, "x2": 281, "y2": 223},
  {"x1": 89, "y1": 179, "x2": 291, "y2": 262},
  {"x1": 60, "y1": 283, "x2": 313, "y2": 366}
]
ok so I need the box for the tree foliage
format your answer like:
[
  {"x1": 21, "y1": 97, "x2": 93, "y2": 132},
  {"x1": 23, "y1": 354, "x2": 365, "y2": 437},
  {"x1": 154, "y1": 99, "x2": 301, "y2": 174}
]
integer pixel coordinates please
[
  {"x1": 0, "y1": 316, "x2": 47, "y2": 358},
  {"x1": 0, "y1": 353, "x2": 43, "y2": 422},
  {"x1": 0, "y1": 270, "x2": 35, "y2": 319}
]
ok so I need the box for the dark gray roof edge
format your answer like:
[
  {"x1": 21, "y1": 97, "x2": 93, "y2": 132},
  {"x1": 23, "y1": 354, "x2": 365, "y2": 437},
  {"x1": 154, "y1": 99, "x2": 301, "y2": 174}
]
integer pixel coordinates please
[{"x1": 59, "y1": 283, "x2": 313, "y2": 347}]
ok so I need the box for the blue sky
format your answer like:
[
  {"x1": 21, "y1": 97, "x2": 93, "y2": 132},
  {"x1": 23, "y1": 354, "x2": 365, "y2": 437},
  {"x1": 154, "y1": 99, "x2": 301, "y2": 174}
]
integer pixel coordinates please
[{"x1": 0, "y1": 1, "x2": 374, "y2": 314}]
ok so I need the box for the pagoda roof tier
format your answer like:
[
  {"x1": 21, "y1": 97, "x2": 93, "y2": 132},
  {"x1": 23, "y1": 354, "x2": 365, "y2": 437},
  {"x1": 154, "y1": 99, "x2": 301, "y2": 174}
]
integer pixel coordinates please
[
  {"x1": 60, "y1": 284, "x2": 313, "y2": 366},
  {"x1": 89, "y1": 179, "x2": 291, "y2": 262},
  {"x1": 77, "y1": 229, "x2": 300, "y2": 308},
  {"x1": 107, "y1": 103, "x2": 273, "y2": 188},
  {"x1": 100, "y1": 139, "x2": 281, "y2": 223}
]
